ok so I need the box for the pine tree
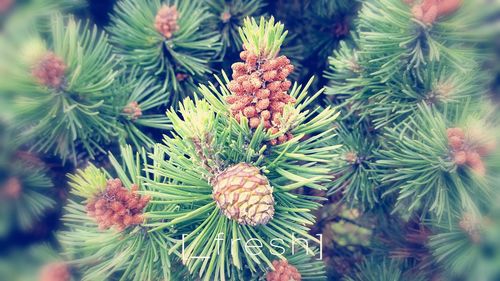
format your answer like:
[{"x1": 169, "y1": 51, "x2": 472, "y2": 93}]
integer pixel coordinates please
[
  {"x1": 60, "y1": 17, "x2": 337, "y2": 281},
  {"x1": 1, "y1": 0, "x2": 499, "y2": 280},
  {"x1": 0, "y1": 11, "x2": 174, "y2": 163},
  {"x1": 324, "y1": 0, "x2": 500, "y2": 279},
  {"x1": 0, "y1": 14, "x2": 119, "y2": 163}
]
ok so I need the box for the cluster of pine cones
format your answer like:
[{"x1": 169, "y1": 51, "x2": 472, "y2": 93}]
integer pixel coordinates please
[
  {"x1": 32, "y1": 52, "x2": 66, "y2": 89},
  {"x1": 86, "y1": 178, "x2": 150, "y2": 231},
  {"x1": 226, "y1": 44, "x2": 295, "y2": 145}
]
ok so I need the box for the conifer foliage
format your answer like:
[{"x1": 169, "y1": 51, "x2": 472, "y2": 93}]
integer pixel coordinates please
[
  {"x1": 325, "y1": 0, "x2": 500, "y2": 279},
  {"x1": 0, "y1": 0, "x2": 498, "y2": 280},
  {"x1": 108, "y1": 0, "x2": 222, "y2": 102},
  {"x1": 61, "y1": 17, "x2": 336, "y2": 281}
]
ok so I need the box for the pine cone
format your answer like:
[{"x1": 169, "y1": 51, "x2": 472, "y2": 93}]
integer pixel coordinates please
[
  {"x1": 155, "y1": 5, "x2": 180, "y2": 39},
  {"x1": 266, "y1": 260, "x2": 302, "y2": 281},
  {"x1": 39, "y1": 262, "x2": 71, "y2": 281},
  {"x1": 86, "y1": 178, "x2": 150, "y2": 231},
  {"x1": 212, "y1": 163, "x2": 274, "y2": 226},
  {"x1": 32, "y1": 52, "x2": 66, "y2": 89}
]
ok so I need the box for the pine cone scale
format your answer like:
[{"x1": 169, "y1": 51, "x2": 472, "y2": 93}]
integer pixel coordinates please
[{"x1": 212, "y1": 163, "x2": 274, "y2": 226}]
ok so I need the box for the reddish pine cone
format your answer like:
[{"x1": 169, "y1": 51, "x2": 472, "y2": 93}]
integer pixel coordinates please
[
  {"x1": 86, "y1": 178, "x2": 150, "y2": 231},
  {"x1": 39, "y1": 262, "x2": 71, "y2": 281},
  {"x1": 409, "y1": 0, "x2": 461, "y2": 25},
  {"x1": 212, "y1": 163, "x2": 274, "y2": 226},
  {"x1": 32, "y1": 52, "x2": 66, "y2": 88},
  {"x1": 1, "y1": 177, "x2": 22, "y2": 199},
  {"x1": 226, "y1": 45, "x2": 296, "y2": 144},
  {"x1": 266, "y1": 260, "x2": 302, "y2": 281},
  {"x1": 123, "y1": 101, "x2": 142, "y2": 121},
  {"x1": 155, "y1": 5, "x2": 180, "y2": 39}
]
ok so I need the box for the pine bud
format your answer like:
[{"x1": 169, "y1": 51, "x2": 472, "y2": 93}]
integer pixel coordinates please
[
  {"x1": 447, "y1": 127, "x2": 465, "y2": 139},
  {"x1": 266, "y1": 260, "x2": 302, "y2": 281},
  {"x1": 256, "y1": 99, "x2": 270, "y2": 111},
  {"x1": 86, "y1": 179, "x2": 150, "y2": 231},
  {"x1": 0, "y1": 0, "x2": 13, "y2": 13},
  {"x1": 212, "y1": 163, "x2": 274, "y2": 226},
  {"x1": 256, "y1": 89, "x2": 271, "y2": 99},
  {"x1": 459, "y1": 213, "x2": 481, "y2": 243},
  {"x1": 466, "y1": 151, "x2": 486, "y2": 176},
  {"x1": 261, "y1": 110, "x2": 271, "y2": 120},
  {"x1": 123, "y1": 101, "x2": 142, "y2": 121},
  {"x1": 448, "y1": 135, "x2": 463, "y2": 150},
  {"x1": 176, "y1": 73, "x2": 188, "y2": 81},
  {"x1": 409, "y1": 0, "x2": 461, "y2": 25},
  {"x1": 345, "y1": 151, "x2": 358, "y2": 165},
  {"x1": 32, "y1": 52, "x2": 66, "y2": 89},
  {"x1": 1, "y1": 177, "x2": 22, "y2": 199},
  {"x1": 155, "y1": 5, "x2": 180, "y2": 39},
  {"x1": 453, "y1": 150, "x2": 467, "y2": 165},
  {"x1": 220, "y1": 11, "x2": 232, "y2": 23},
  {"x1": 437, "y1": 0, "x2": 462, "y2": 16},
  {"x1": 249, "y1": 117, "x2": 261, "y2": 128},
  {"x1": 422, "y1": 4, "x2": 438, "y2": 24},
  {"x1": 243, "y1": 106, "x2": 257, "y2": 118},
  {"x1": 39, "y1": 262, "x2": 71, "y2": 281}
]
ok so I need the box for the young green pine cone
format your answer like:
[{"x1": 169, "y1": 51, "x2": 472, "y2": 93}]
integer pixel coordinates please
[
  {"x1": 32, "y1": 52, "x2": 66, "y2": 89},
  {"x1": 155, "y1": 5, "x2": 180, "y2": 39},
  {"x1": 39, "y1": 262, "x2": 71, "y2": 281},
  {"x1": 266, "y1": 260, "x2": 302, "y2": 281},
  {"x1": 212, "y1": 163, "x2": 274, "y2": 226}
]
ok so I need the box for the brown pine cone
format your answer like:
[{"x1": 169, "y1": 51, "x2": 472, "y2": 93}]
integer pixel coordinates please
[{"x1": 212, "y1": 163, "x2": 274, "y2": 226}]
